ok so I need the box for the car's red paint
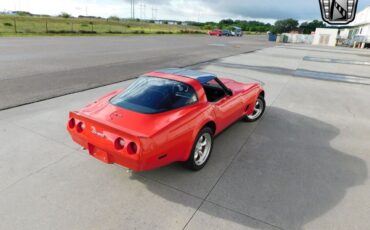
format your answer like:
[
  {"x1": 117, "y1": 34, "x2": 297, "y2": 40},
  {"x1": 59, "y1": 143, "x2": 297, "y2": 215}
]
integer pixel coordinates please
[
  {"x1": 208, "y1": 29, "x2": 222, "y2": 36},
  {"x1": 67, "y1": 71, "x2": 264, "y2": 172}
]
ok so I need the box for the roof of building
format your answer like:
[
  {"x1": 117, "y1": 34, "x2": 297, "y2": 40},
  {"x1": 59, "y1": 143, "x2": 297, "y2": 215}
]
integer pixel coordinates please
[
  {"x1": 350, "y1": 6, "x2": 370, "y2": 26},
  {"x1": 156, "y1": 68, "x2": 216, "y2": 84}
]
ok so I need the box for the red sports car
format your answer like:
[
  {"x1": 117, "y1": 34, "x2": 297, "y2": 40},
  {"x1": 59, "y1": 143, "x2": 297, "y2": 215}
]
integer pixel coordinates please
[
  {"x1": 208, "y1": 29, "x2": 222, "y2": 36},
  {"x1": 67, "y1": 68, "x2": 265, "y2": 171}
]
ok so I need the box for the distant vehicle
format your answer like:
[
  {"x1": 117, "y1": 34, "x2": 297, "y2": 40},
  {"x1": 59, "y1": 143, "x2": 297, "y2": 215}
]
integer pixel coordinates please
[
  {"x1": 67, "y1": 68, "x2": 265, "y2": 172},
  {"x1": 222, "y1": 29, "x2": 232, "y2": 36},
  {"x1": 231, "y1": 27, "x2": 243, "y2": 37},
  {"x1": 208, "y1": 29, "x2": 222, "y2": 36}
]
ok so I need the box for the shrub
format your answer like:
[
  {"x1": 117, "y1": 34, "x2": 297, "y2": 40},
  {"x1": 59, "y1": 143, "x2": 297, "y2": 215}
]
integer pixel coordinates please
[
  {"x1": 48, "y1": 30, "x2": 76, "y2": 34},
  {"x1": 3, "y1": 22, "x2": 12, "y2": 27},
  {"x1": 78, "y1": 30, "x2": 97, "y2": 34},
  {"x1": 108, "y1": 16, "x2": 120, "y2": 21},
  {"x1": 133, "y1": 30, "x2": 145, "y2": 34},
  {"x1": 107, "y1": 30, "x2": 122, "y2": 34},
  {"x1": 59, "y1": 12, "x2": 72, "y2": 18}
]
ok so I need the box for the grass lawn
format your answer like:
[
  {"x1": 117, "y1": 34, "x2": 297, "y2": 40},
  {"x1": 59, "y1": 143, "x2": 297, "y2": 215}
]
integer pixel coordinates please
[{"x1": 0, "y1": 15, "x2": 206, "y2": 36}]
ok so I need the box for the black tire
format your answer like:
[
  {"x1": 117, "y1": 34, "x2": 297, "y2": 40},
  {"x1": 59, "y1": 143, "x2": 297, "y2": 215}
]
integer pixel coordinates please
[
  {"x1": 244, "y1": 96, "x2": 266, "y2": 122},
  {"x1": 185, "y1": 127, "x2": 214, "y2": 171}
]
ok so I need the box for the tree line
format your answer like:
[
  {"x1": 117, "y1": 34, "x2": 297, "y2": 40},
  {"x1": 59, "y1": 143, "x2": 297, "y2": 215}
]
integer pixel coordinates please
[{"x1": 190, "y1": 18, "x2": 326, "y2": 34}]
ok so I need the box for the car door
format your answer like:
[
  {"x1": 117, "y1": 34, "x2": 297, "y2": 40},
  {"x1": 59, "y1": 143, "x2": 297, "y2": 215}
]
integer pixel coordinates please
[{"x1": 213, "y1": 92, "x2": 244, "y2": 131}]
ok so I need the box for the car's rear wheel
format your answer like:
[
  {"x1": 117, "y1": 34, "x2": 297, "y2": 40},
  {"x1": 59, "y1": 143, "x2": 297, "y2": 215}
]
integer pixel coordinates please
[
  {"x1": 186, "y1": 127, "x2": 213, "y2": 171},
  {"x1": 244, "y1": 96, "x2": 266, "y2": 122}
]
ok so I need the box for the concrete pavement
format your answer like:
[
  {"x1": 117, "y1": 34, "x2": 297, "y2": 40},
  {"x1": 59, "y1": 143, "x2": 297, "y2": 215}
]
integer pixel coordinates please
[{"x1": 0, "y1": 44, "x2": 370, "y2": 229}]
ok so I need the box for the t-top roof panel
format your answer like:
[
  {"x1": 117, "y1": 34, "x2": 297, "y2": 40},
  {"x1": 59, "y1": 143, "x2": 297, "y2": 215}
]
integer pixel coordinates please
[{"x1": 156, "y1": 68, "x2": 217, "y2": 84}]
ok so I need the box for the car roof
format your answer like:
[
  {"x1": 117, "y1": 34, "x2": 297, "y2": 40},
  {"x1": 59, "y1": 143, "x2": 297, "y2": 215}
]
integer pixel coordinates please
[{"x1": 156, "y1": 68, "x2": 217, "y2": 84}]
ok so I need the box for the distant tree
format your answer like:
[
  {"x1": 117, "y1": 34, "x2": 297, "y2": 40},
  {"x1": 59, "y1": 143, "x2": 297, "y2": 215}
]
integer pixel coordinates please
[
  {"x1": 299, "y1": 20, "x2": 326, "y2": 34},
  {"x1": 108, "y1": 16, "x2": 120, "y2": 21},
  {"x1": 176, "y1": 19, "x2": 271, "y2": 33},
  {"x1": 59, "y1": 12, "x2": 72, "y2": 18},
  {"x1": 219, "y1": 19, "x2": 234, "y2": 25},
  {"x1": 14, "y1": 11, "x2": 32, "y2": 16},
  {"x1": 271, "y1": 18, "x2": 299, "y2": 34}
]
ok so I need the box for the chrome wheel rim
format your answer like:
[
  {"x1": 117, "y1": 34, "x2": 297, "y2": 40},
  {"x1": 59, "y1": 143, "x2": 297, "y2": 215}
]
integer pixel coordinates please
[
  {"x1": 247, "y1": 98, "x2": 264, "y2": 120},
  {"x1": 194, "y1": 133, "x2": 212, "y2": 166}
]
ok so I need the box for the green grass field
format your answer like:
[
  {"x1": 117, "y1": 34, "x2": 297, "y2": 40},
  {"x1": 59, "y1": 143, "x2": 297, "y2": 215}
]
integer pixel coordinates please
[{"x1": 0, "y1": 15, "x2": 206, "y2": 36}]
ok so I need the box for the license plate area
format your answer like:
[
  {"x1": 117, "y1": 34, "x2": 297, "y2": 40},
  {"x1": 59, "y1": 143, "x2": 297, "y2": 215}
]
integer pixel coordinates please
[{"x1": 87, "y1": 143, "x2": 112, "y2": 164}]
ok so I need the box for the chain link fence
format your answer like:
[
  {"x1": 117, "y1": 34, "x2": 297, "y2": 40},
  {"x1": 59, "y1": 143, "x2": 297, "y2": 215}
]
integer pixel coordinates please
[{"x1": 0, "y1": 16, "x2": 204, "y2": 35}]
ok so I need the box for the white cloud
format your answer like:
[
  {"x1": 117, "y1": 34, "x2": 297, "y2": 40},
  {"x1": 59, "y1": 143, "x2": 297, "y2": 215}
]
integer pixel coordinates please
[{"x1": 1, "y1": 0, "x2": 370, "y2": 22}]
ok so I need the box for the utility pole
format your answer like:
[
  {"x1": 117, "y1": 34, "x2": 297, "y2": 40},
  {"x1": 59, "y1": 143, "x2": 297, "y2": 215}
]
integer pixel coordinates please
[
  {"x1": 151, "y1": 8, "x2": 158, "y2": 20},
  {"x1": 143, "y1": 4, "x2": 146, "y2": 19},
  {"x1": 131, "y1": 0, "x2": 135, "y2": 19},
  {"x1": 140, "y1": 2, "x2": 143, "y2": 19}
]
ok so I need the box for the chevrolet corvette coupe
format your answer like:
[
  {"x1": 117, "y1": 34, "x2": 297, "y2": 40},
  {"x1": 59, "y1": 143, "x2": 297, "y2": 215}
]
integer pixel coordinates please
[{"x1": 67, "y1": 68, "x2": 265, "y2": 171}]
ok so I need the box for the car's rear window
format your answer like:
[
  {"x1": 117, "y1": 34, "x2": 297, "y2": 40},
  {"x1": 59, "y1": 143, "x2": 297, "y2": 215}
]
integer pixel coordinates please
[{"x1": 111, "y1": 76, "x2": 198, "y2": 114}]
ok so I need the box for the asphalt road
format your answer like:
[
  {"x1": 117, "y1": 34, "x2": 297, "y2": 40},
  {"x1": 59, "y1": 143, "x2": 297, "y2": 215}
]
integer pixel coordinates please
[{"x1": 0, "y1": 35, "x2": 272, "y2": 110}]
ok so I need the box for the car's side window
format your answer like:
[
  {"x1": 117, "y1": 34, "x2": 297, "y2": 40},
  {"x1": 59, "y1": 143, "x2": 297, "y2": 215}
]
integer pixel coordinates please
[
  {"x1": 171, "y1": 82, "x2": 198, "y2": 108},
  {"x1": 202, "y1": 80, "x2": 226, "y2": 102}
]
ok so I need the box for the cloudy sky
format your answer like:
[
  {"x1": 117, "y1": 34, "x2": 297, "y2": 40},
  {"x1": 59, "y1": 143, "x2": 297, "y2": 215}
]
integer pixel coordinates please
[{"x1": 1, "y1": 0, "x2": 370, "y2": 23}]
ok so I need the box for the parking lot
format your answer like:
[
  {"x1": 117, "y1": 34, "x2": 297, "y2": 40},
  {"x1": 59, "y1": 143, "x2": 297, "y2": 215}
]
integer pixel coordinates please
[{"x1": 0, "y1": 43, "x2": 370, "y2": 230}]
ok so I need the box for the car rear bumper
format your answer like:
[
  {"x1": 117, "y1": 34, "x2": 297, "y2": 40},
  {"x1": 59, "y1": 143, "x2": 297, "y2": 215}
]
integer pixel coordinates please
[{"x1": 70, "y1": 132, "x2": 143, "y2": 171}]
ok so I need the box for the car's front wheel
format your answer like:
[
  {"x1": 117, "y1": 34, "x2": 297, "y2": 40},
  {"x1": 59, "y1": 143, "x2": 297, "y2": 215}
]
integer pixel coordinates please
[
  {"x1": 186, "y1": 127, "x2": 213, "y2": 171},
  {"x1": 244, "y1": 96, "x2": 266, "y2": 122}
]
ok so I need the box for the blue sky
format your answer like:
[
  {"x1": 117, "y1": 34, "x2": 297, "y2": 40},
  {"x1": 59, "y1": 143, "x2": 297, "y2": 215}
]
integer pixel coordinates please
[{"x1": 1, "y1": 0, "x2": 370, "y2": 23}]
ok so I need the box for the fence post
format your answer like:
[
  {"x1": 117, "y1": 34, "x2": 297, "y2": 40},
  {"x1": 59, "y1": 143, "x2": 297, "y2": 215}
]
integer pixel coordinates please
[
  {"x1": 45, "y1": 19, "x2": 48, "y2": 33},
  {"x1": 91, "y1": 22, "x2": 94, "y2": 32},
  {"x1": 13, "y1": 18, "x2": 17, "y2": 33}
]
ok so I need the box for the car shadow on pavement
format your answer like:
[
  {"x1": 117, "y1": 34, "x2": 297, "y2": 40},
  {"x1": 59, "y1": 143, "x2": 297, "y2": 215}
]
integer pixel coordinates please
[{"x1": 131, "y1": 107, "x2": 367, "y2": 229}]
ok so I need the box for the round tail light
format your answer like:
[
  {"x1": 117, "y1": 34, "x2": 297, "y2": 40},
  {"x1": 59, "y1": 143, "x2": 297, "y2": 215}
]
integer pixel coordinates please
[
  {"x1": 76, "y1": 122, "x2": 85, "y2": 133},
  {"x1": 68, "y1": 118, "x2": 76, "y2": 129},
  {"x1": 114, "y1": 138, "x2": 125, "y2": 150},
  {"x1": 127, "y1": 142, "x2": 138, "y2": 155}
]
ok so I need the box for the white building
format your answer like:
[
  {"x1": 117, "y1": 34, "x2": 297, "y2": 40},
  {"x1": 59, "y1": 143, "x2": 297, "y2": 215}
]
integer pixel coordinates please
[
  {"x1": 339, "y1": 6, "x2": 370, "y2": 47},
  {"x1": 348, "y1": 6, "x2": 370, "y2": 38},
  {"x1": 314, "y1": 6, "x2": 370, "y2": 47},
  {"x1": 312, "y1": 28, "x2": 339, "y2": 46}
]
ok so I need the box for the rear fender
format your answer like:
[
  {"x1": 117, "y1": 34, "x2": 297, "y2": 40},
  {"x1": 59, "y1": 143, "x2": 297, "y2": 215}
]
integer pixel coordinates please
[{"x1": 182, "y1": 113, "x2": 216, "y2": 161}]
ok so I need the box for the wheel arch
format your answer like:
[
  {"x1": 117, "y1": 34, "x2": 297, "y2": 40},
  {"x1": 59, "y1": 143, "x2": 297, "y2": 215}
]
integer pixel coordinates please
[
  {"x1": 202, "y1": 121, "x2": 216, "y2": 135},
  {"x1": 183, "y1": 119, "x2": 216, "y2": 162},
  {"x1": 259, "y1": 90, "x2": 265, "y2": 98}
]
